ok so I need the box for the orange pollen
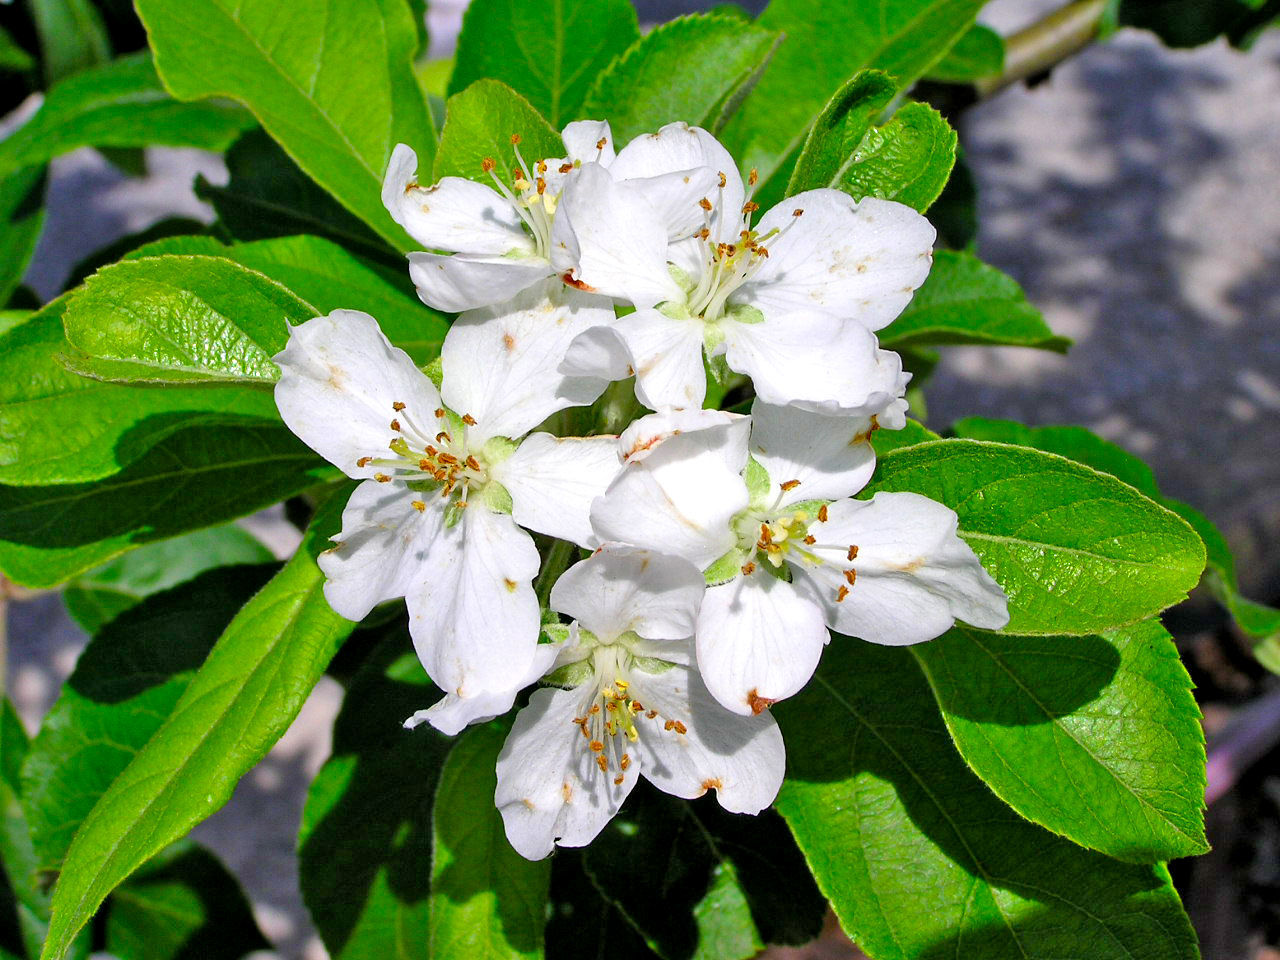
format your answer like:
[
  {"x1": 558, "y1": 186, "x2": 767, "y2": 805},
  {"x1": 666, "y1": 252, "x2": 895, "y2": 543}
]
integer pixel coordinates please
[
  {"x1": 664, "y1": 720, "x2": 676, "y2": 731},
  {"x1": 741, "y1": 561, "x2": 756, "y2": 576},
  {"x1": 392, "y1": 401, "x2": 406, "y2": 411},
  {"x1": 558, "y1": 162, "x2": 573, "y2": 173},
  {"x1": 425, "y1": 445, "x2": 438, "y2": 456},
  {"x1": 803, "y1": 535, "x2": 816, "y2": 545},
  {"x1": 536, "y1": 177, "x2": 546, "y2": 194},
  {"x1": 356, "y1": 456, "x2": 372, "y2": 468},
  {"x1": 596, "y1": 756, "x2": 608, "y2": 772},
  {"x1": 646, "y1": 710, "x2": 658, "y2": 719},
  {"x1": 411, "y1": 500, "x2": 426, "y2": 512},
  {"x1": 757, "y1": 246, "x2": 769, "y2": 257},
  {"x1": 836, "y1": 585, "x2": 850, "y2": 603},
  {"x1": 510, "y1": 133, "x2": 522, "y2": 145},
  {"x1": 759, "y1": 523, "x2": 773, "y2": 544},
  {"x1": 844, "y1": 568, "x2": 857, "y2": 586},
  {"x1": 390, "y1": 418, "x2": 401, "y2": 431},
  {"x1": 743, "y1": 201, "x2": 759, "y2": 214},
  {"x1": 456, "y1": 501, "x2": 468, "y2": 509},
  {"x1": 620, "y1": 754, "x2": 631, "y2": 771},
  {"x1": 589, "y1": 740, "x2": 604, "y2": 752},
  {"x1": 537, "y1": 159, "x2": 547, "y2": 173},
  {"x1": 595, "y1": 137, "x2": 607, "y2": 150},
  {"x1": 466, "y1": 455, "x2": 482, "y2": 470},
  {"x1": 748, "y1": 168, "x2": 759, "y2": 186},
  {"x1": 673, "y1": 720, "x2": 687, "y2": 735},
  {"x1": 698, "y1": 197, "x2": 713, "y2": 211},
  {"x1": 374, "y1": 473, "x2": 391, "y2": 483},
  {"x1": 818, "y1": 504, "x2": 829, "y2": 523},
  {"x1": 434, "y1": 408, "x2": 445, "y2": 419},
  {"x1": 698, "y1": 227, "x2": 710, "y2": 240},
  {"x1": 792, "y1": 208, "x2": 804, "y2": 217},
  {"x1": 437, "y1": 452, "x2": 458, "y2": 465},
  {"x1": 418, "y1": 458, "x2": 431, "y2": 470},
  {"x1": 613, "y1": 775, "x2": 624, "y2": 785},
  {"x1": 435, "y1": 432, "x2": 451, "y2": 444},
  {"x1": 461, "y1": 413, "x2": 478, "y2": 426},
  {"x1": 847, "y1": 545, "x2": 859, "y2": 561},
  {"x1": 718, "y1": 171, "x2": 728, "y2": 188},
  {"x1": 780, "y1": 479, "x2": 801, "y2": 492},
  {"x1": 481, "y1": 157, "x2": 496, "y2": 172}
]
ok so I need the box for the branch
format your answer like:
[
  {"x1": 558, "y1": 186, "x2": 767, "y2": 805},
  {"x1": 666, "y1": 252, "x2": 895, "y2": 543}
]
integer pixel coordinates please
[{"x1": 975, "y1": 0, "x2": 1109, "y2": 99}]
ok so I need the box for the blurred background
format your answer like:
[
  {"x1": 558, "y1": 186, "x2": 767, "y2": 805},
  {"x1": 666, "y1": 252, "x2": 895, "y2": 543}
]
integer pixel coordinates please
[{"x1": 3, "y1": 0, "x2": 1279, "y2": 956}]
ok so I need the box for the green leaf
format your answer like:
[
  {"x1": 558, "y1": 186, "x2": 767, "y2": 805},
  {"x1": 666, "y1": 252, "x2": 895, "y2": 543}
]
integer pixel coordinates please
[
  {"x1": 776, "y1": 640, "x2": 1199, "y2": 959},
  {"x1": 0, "y1": 302, "x2": 280, "y2": 486},
  {"x1": 40, "y1": 498, "x2": 355, "y2": 960},
  {"x1": 64, "y1": 218, "x2": 211, "y2": 293},
  {"x1": 0, "y1": 423, "x2": 329, "y2": 588},
  {"x1": 913, "y1": 621, "x2": 1207, "y2": 863},
  {"x1": 925, "y1": 22, "x2": 1004, "y2": 82},
  {"x1": 870, "y1": 418, "x2": 940, "y2": 459},
  {"x1": 0, "y1": 166, "x2": 46, "y2": 309},
  {"x1": 450, "y1": 0, "x2": 638, "y2": 127},
  {"x1": 62, "y1": 254, "x2": 317, "y2": 385},
  {"x1": 0, "y1": 25, "x2": 35, "y2": 74},
  {"x1": 788, "y1": 71, "x2": 957, "y2": 212},
  {"x1": 430, "y1": 723, "x2": 550, "y2": 960},
  {"x1": 195, "y1": 128, "x2": 399, "y2": 267},
  {"x1": 433, "y1": 79, "x2": 563, "y2": 188},
  {"x1": 580, "y1": 14, "x2": 780, "y2": 144},
  {"x1": 1, "y1": 700, "x2": 46, "y2": 960},
  {"x1": 865, "y1": 439, "x2": 1206, "y2": 635},
  {"x1": 30, "y1": 0, "x2": 109, "y2": 84},
  {"x1": 691, "y1": 862, "x2": 760, "y2": 960},
  {"x1": 134, "y1": 0, "x2": 435, "y2": 251},
  {"x1": 298, "y1": 635, "x2": 447, "y2": 960},
  {"x1": 878, "y1": 251, "x2": 1071, "y2": 352},
  {"x1": 124, "y1": 235, "x2": 448, "y2": 365},
  {"x1": 720, "y1": 0, "x2": 986, "y2": 190},
  {"x1": 62, "y1": 522, "x2": 271, "y2": 635},
  {"x1": 107, "y1": 841, "x2": 270, "y2": 960},
  {"x1": 0, "y1": 53, "x2": 255, "y2": 181}
]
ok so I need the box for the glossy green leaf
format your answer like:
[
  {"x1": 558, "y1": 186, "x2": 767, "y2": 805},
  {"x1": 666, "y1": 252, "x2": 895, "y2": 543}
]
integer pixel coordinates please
[
  {"x1": 63, "y1": 523, "x2": 272, "y2": 633},
  {"x1": 721, "y1": 0, "x2": 986, "y2": 190},
  {"x1": 913, "y1": 621, "x2": 1207, "y2": 863},
  {"x1": 450, "y1": 0, "x2": 638, "y2": 127},
  {"x1": 433, "y1": 79, "x2": 563, "y2": 188},
  {"x1": 30, "y1": 0, "x2": 109, "y2": 84},
  {"x1": 40, "y1": 498, "x2": 355, "y2": 960},
  {"x1": 0, "y1": 422, "x2": 328, "y2": 588},
  {"x1": 124, "y1": 235, "x2": 448, "y2": 365},
  {"x1": 298, "y1": 636, "x2": 447, "y2": 960},
  {"x1": 0, "y1": 166, "x2": 45, "y2": 309},
  {"x1": 107, "y1": 841, "x2": 269, "y2": 960},
  {"x1": 62, "y1": 254, "x2": 317, "y2": 385},
  {"x1": 865, "y1": 439, "x2": 1206, "y2": 635},
  {"x1": 430, "y1": 723, "x2": 549, "y2": 960},
  {"x1": 786, "y1": 71, "x2": 895, "y2": 194},
  {"x1": 925, "y1": 22, "x2": 1004, "y2": 82},
  {"x1": 776, "y1": 640, "x2": 1199, "y2": 959},
  {"x1": 580, "y1": 14, "x2": 780, "y2": 144},
  {"x1": 195, "y1": 128, "x2": 398, "y2": 267},
  {"x1": 0, "y1": 302, "x2": 280, "y2": 486},
  {"x1": 870, "y1": 418, "x2": 940, "y2": 459},
  {"x1": 691, "y1": 862, "x2": 760, "y2": 960},
  {"x1": 134, "y1": 0, "x2": 435, "y2": 251},
  {"x1": 0, "y1": 53, "x2": 254, "y2": 180},
  {"x1": 878, "y1": 251, "x2": 1071, "y2": 352}
]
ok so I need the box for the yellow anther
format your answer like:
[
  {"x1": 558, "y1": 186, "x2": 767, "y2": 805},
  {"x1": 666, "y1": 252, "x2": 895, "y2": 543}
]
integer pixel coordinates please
[
  {"x1": 589, "y1": 740, "x2": 604, "y2": 752},
  {"x1": 390, "y1": 418, "x2": 401, "y2": 431},
  {"x1": 357, "y1": 456, "x2": 372, "y2": 468},
  {"x1": 780, "y1": 479, "x2": 801, "y2": 492},
  {"x1": 392, "y1": 401, "x2": 406, "y2": 411},
  {"x1": 461, "y1": 413, "x2": 478, "y2": 426},
  {"x1": 411, "y1": 500, "x2": 426, "y2": 512},
  {"x1": 374, "y1": 473, "x2": 391, "y2": 483},
  {"x1": 844, "y1": 568, "x2": 858, "y2": 586}
]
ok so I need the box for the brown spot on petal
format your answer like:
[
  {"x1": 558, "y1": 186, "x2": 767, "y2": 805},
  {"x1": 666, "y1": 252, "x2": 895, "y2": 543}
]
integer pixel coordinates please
[
  {"x1": 891, "y1": 558, "x2": 926, "y2": 574},
  {"x1": 504, "y1": 578, "x2": 518, "y2": 591},
  {"x1": 562, "y1": 782, "x2": 573, "y2": 802},
  {"x1": 747, "y1": 689, "x2": 776, "y2": 715},
  {"x1": 700, "y1": 778, "x2": 722, "y2": 793},
  {"x1": 522, "y1": 797, "x2": 535, "y2": 810},
  {"x1": 561, "y1": 271, "x2": 597, "y2": 292},
  {"x1": 503, "y1": 333, "x2": 516, "y2": 351}
]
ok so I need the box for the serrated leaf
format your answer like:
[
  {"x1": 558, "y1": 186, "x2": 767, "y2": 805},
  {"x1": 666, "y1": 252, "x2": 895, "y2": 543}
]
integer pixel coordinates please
[
  {"x1": 865, "y1": 439, "x2": 1206, "y2": 635},
  {"x1": 0, "y1": 302, "x2": 279, "y2": 486},
  {"x1": 776, "y1": 639, "x2": 1200, "y2": 959},
  {"x1": 0, "y1": 423, "x2": 329, "y2": 588},
  {"x1": 925, "y1": 22, "x2": 1004, "y2": 82},
  {"x1": 62, "y1": 255, "x2": 317, "y2": 385},
  {"x1": 0, "y1": 53, "x2": 254, "y2": 180},
  {"x1": 580, "y1": 14, "x2": 780, "y2": 144},
  {"x1": 913, "y1": 621, "x2": 1207, "y2": 863},
  {"x1": 0, "y1": 166, "x2": 45, "y2": 309},
  {"x1": 63, "y1": 523, "x2": 272, "y2": 633},
  {"x1": 720, "y1": 0, "x2": 986, "y2": 191},
  {"x1": 429, "y1": 724, "x2": 549, "y2": 960},
  {"x1": 870, "y1": 418, "x2": 940, "y2": 459},
  {"x1": 40, "y1": 498, "x2": 355, "y2": 960},
  {"x1": 878, "y1": 251, "x2": 1070, "y2": 352},
  {"x1": 133, "y1": 0, "x2": 434, "y2": 251},
  {"x1": 298, "y1": 635, "x2": 447, "y2": 960},
  {"x1": 433, "y1": 79, "x2": 563, "y2": 188},
  {"x1": 450, "y1": 0, "x2": 638, "y2": 127}
]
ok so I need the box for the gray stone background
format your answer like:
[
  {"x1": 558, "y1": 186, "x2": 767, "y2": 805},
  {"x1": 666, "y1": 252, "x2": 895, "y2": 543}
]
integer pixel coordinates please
[{"x1": 5, "y1": 0, "x2": 1279, "y2": 957}]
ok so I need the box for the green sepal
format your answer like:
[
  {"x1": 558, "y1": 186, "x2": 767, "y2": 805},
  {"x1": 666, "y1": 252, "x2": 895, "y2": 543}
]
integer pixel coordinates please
[
  {"x1": 481, "y1": 435, "x2": 518, "y2": 466},
  {"x1": 727, "y1": 303, "x2": 765, "y2": 325},
  {"x1": 744, "y1": 457, "x2": 772, "y2": 509},
  {"x1": 541, "y1": 622, "x2": 572, "y2": 644},
  {"x1": 443, "y1": 500, "x2": 465, "y2": 528},
  {"x1": 481, "y1": 480, "x2": 513, "y2": 515},
  {"x1": 785, "y1": 499, "x2": 830, "y2": 520},
  {"x1": 423, "y1": 356, "x2": 443, "y2": 389},
  {"x1": 705, "y1": 349, "x2": 732, "y2": 384},
  {"x1": 704, "y1": 548, "x2": 747, "y2": 586},
  {"x1": 542, "y1": 659, "x2": 591, "y2": 689},
  {"x1": 631, "y1": 656, "x2": 677, "y2": 675}
]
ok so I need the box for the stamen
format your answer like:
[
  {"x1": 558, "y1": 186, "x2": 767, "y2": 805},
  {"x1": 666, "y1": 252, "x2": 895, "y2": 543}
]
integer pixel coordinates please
[
  {"x1": 461, "y1": 413, "x2": 477, "y2": 426},
  {"x1": 392, "y1": 401, "x2": 406, "y2": 411},
  {"x1": 847, "y1": 545, "x2": 859, "y2": 560},
  {"x1": 818, "y1": 504, "x2": 829, "y2": 523},
  {"x1": 374, "y1": 473, "x2": 391, "y2": 483},
  {"x1": 780, "y1": 479, "x2": 801, "y2": 492},
  {"x1": 844, "y1": 568, "x2": 857, "y2": 586},
  {"x1": 836, "y1": 585, "x2": 850, "y2": 602},
  {"x1": 411, "y1": 500, "x2": 426, "y2": 512},
  {"x1": 356, "y1": 456, "x2": 372, "y2": 468}
]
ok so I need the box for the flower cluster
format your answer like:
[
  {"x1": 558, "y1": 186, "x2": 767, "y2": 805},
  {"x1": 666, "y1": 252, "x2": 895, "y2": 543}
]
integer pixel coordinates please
[{"x1": 273, "y1": 120, "x2": 1009, "y2": 861}]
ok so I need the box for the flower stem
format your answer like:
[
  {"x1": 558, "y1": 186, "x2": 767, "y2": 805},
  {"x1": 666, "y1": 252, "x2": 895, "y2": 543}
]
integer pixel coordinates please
[{"x1": 536, "y1": 538, "x2": 576, "y2": 609}]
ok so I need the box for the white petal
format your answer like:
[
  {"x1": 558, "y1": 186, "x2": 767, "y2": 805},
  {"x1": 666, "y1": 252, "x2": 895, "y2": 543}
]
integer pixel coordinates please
[
  {"x1": 273, "y1": 310, "x2": 441, "y2": 479},
  {"x1": 405, "y1": 641, "x2": 560, "y2": 736},
  {"x1": 317, "y1": 479, "x2": 443, "y2": 620},
  {"x1": 617, "y1": 407, "x2": 750, "y2": 472},
  {"x1": 405, "y1": 506, "x2": 542, "y2": 698},
  {"x1": 440, "y1": 279, "x2": 617, "y2": 442},
  {"x1": 748, "y1": 400, "x2": 880, "y2": 505},
  {"x1": 382, "y1": 145, "x2": 533, "y2": 256},
  {"x1": 723, "y1": 311, "x2": 909, "y2": 414},
  {"x1": 695, "y1": 570, "x2": 829, "y2": 716},
  {"x1": 407, "y1": 250, "x2": 552, "y2": 314},
  {"x1": 496, "y1": 685, "x2": 638, "y2": 860},
  {"x1": 560, "y1": 325, "x2": 635, "y2": 381},
  {"x1": 498, "y1": 433, "x2": 621, "y2": 548},
  {"x1": 622, "y1": 168, "x2": 720, "y2": 240},
  {"x1": 549, "y1": 546, "x2": 705, "y2": 641},
  {"x1": 561, "y1": 120, "x2": 616, "y2": 165},
  {"x1": 631, "y1": 662, "x2": 784, "y2": 813},
  {"x1": 550, "y1": 162, "x2": 684, "y2": 310},
  {"x1": 740, "y1": 192, "x2": 935, "y2": 330},
  {"x1": 614, "y1": 307, "x2": 708, "y2": 411},
  {"x1": 793, "y1": 492, "x2": 1010, "y2": 645}
]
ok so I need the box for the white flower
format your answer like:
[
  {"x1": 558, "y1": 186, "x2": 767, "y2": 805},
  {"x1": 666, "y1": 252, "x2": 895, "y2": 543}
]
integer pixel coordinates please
[
  {"x1": 383, "y1": 120, "x2": 716, "y2": 314},
  {"x1": 562, "y1": 122, "x2": 930, "y2": 412},
  {"x1": 590, "y1": 405, "x2": 1009, "y2": 715},
  {"x1": 494, "y1": 546, "x2": 785, "y2": 860},
  {"x1": 272, "y1": 281, "x2": 622, "y2": 718}
]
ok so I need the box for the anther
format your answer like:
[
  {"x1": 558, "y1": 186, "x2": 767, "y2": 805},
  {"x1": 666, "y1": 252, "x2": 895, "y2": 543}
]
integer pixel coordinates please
[
  {"x1": 595, "y1": 137, "x2": 607, "y2": 150},
  {"x1": 434, "y1": 407, "x2": 445, "y2": 419},
  {"x1": 844, "y1": 568, "x2": 857, "y2": 586},
  {"x1": 792, "y1": 208, "x2": 804, "y2": 217},
  {"x1": 374, "y1": 473, "x2": 391, "y2": 483},
  {"x1": 780, "y1": 479, "x2": 801, "y2": 492},
  {"x1": 558, "y1": 162, "x2": 573, "y2": 173},
  {"x1": 461, "y1": 413, "x2": 478, "y2": 426},
  {"x1": 438, "y1": 452, "x2": 458, "y2": 465},
  {"x1": 456, "y1": 501, "x2": 468, "y2": 509},
  {"x1": 435, "y1": 432, "x2": 451, "y2": 444},
  {"x1": 357, "y1": 456, "x2": 372, "y2": 468},
  {"x1": 748, "y1": 168, "x2": 759, "y2": 186},
  {"x1": 392, "y1": 401, "x2": 406, "y2": 411},
  {"x1": 411, "y1": 500, "x2": 426, "y2": 512},
  {"x1": 620, "y1": 754, "x2": 631, "y2": 771},
  {"x1": 698, "y1": 197, "x2": 713, "y2": 211},
  {"x1": 613, "y1": 775, "x2": 624, "y2": 785},
  {"x1": 510, "y1": 133, "x2": 522, "y2": 145},
  {"x1": 390, "y1": 419, "x2": 401, "y2": 431},
  {"x1": 537, "y1": 159, "x2": 547, "y2": 173},
  {"x1": 742, "y1": 201, "x2": 759, "y2": 214},
  {"x1": 466, "y1": 455, "x2": 481, "y2": 470},
  {"x1": 589, "y1": 740, "x2": 604, "y2": 752},
  {"x1": 646, "y1": 710, "x2": 658, "y2": 719},
  {"x1": 481, "y1": 157, "x2": 496, "y2": 172},
  {"x1": 673, "y1": 721, "x2": 687, "y2": 735},
  {"x1": 818, "y1": 504, "x2": 829, "y2": 523},
  {"x1": 596, "y1": 756, "x2": 608, "y2": 772},
  {"x1": 664, "y1": 720, "x2": 676, "y2": 731},
  {"x1": 803, "y1": 535, "x2": 816, "y2": 545},
  {"x1": 741, "y1": 561, "x2": 756, "y2": 575},
  {"x1": 718, "y1": 171, "x2": 727, "y2": 188},
  {"x1": 847, "y1": 545, "x2": 859, "y2": 561},
  {"x1": 836, "y1": 585, "x2": 850, "y2": 602}
]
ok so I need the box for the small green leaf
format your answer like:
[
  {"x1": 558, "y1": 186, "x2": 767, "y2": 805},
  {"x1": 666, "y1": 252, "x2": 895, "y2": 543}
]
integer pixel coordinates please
[
  {"x1": 30, "y1": 0, "x2": 109, "y2": 84},
  {"x1": 879, "y1": 251, "x2": 1071, "y2": 352},
  {"x1": 450, "y1": 0, "x2": 638, "y2": 127},
  {"x1": 776, "y1": 640, "x2": 1199, "y2": 959},
  {"x1": 433, "y1": 79, "x2": 563, "y2": 188},
  {"x1": 0, "y1": 53, "x2": 255, "y2": 180},
  {"x1": 925, "y1": 23, "x2": 1004, "y2": 82},
  {"x1": 869, "y1": 418, "x2": 940, "y2": 458},
  {"x1": 913, "y1": 621, "x2": 1207, "y2": 863},
  {"x1": 62, "y1": 523, "x2": 272, "y2": 633},
  {"x1": 0, "y1": 166, "x2": 45, "y2": 309},
  {"x1": 786, "y1": 70, "x2": 896, "y2": 195},
  {"x1": 40, "y1": 499, "x2": 356, "y2": 960},
  {"x1": 865, "y1": 439, "x2": 1206, "y2": 635},
  {"x1": 691, "y1": 862, "x2": 761, "y2": 960},
  {"x1": 134, "y1": 0, "x2": 435, "y2": 251},
  {"x1": 430, "y1": 724, "x2": 550, "y2": 960},
  {"x1": 580, "y1": 14, "x2": 780, "y2": 144}
]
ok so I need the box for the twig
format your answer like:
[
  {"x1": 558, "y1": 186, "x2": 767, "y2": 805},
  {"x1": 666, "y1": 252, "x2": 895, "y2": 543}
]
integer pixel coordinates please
[{"x1": 975, "y1": 0, "x2": 1109, "y2": 99}]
